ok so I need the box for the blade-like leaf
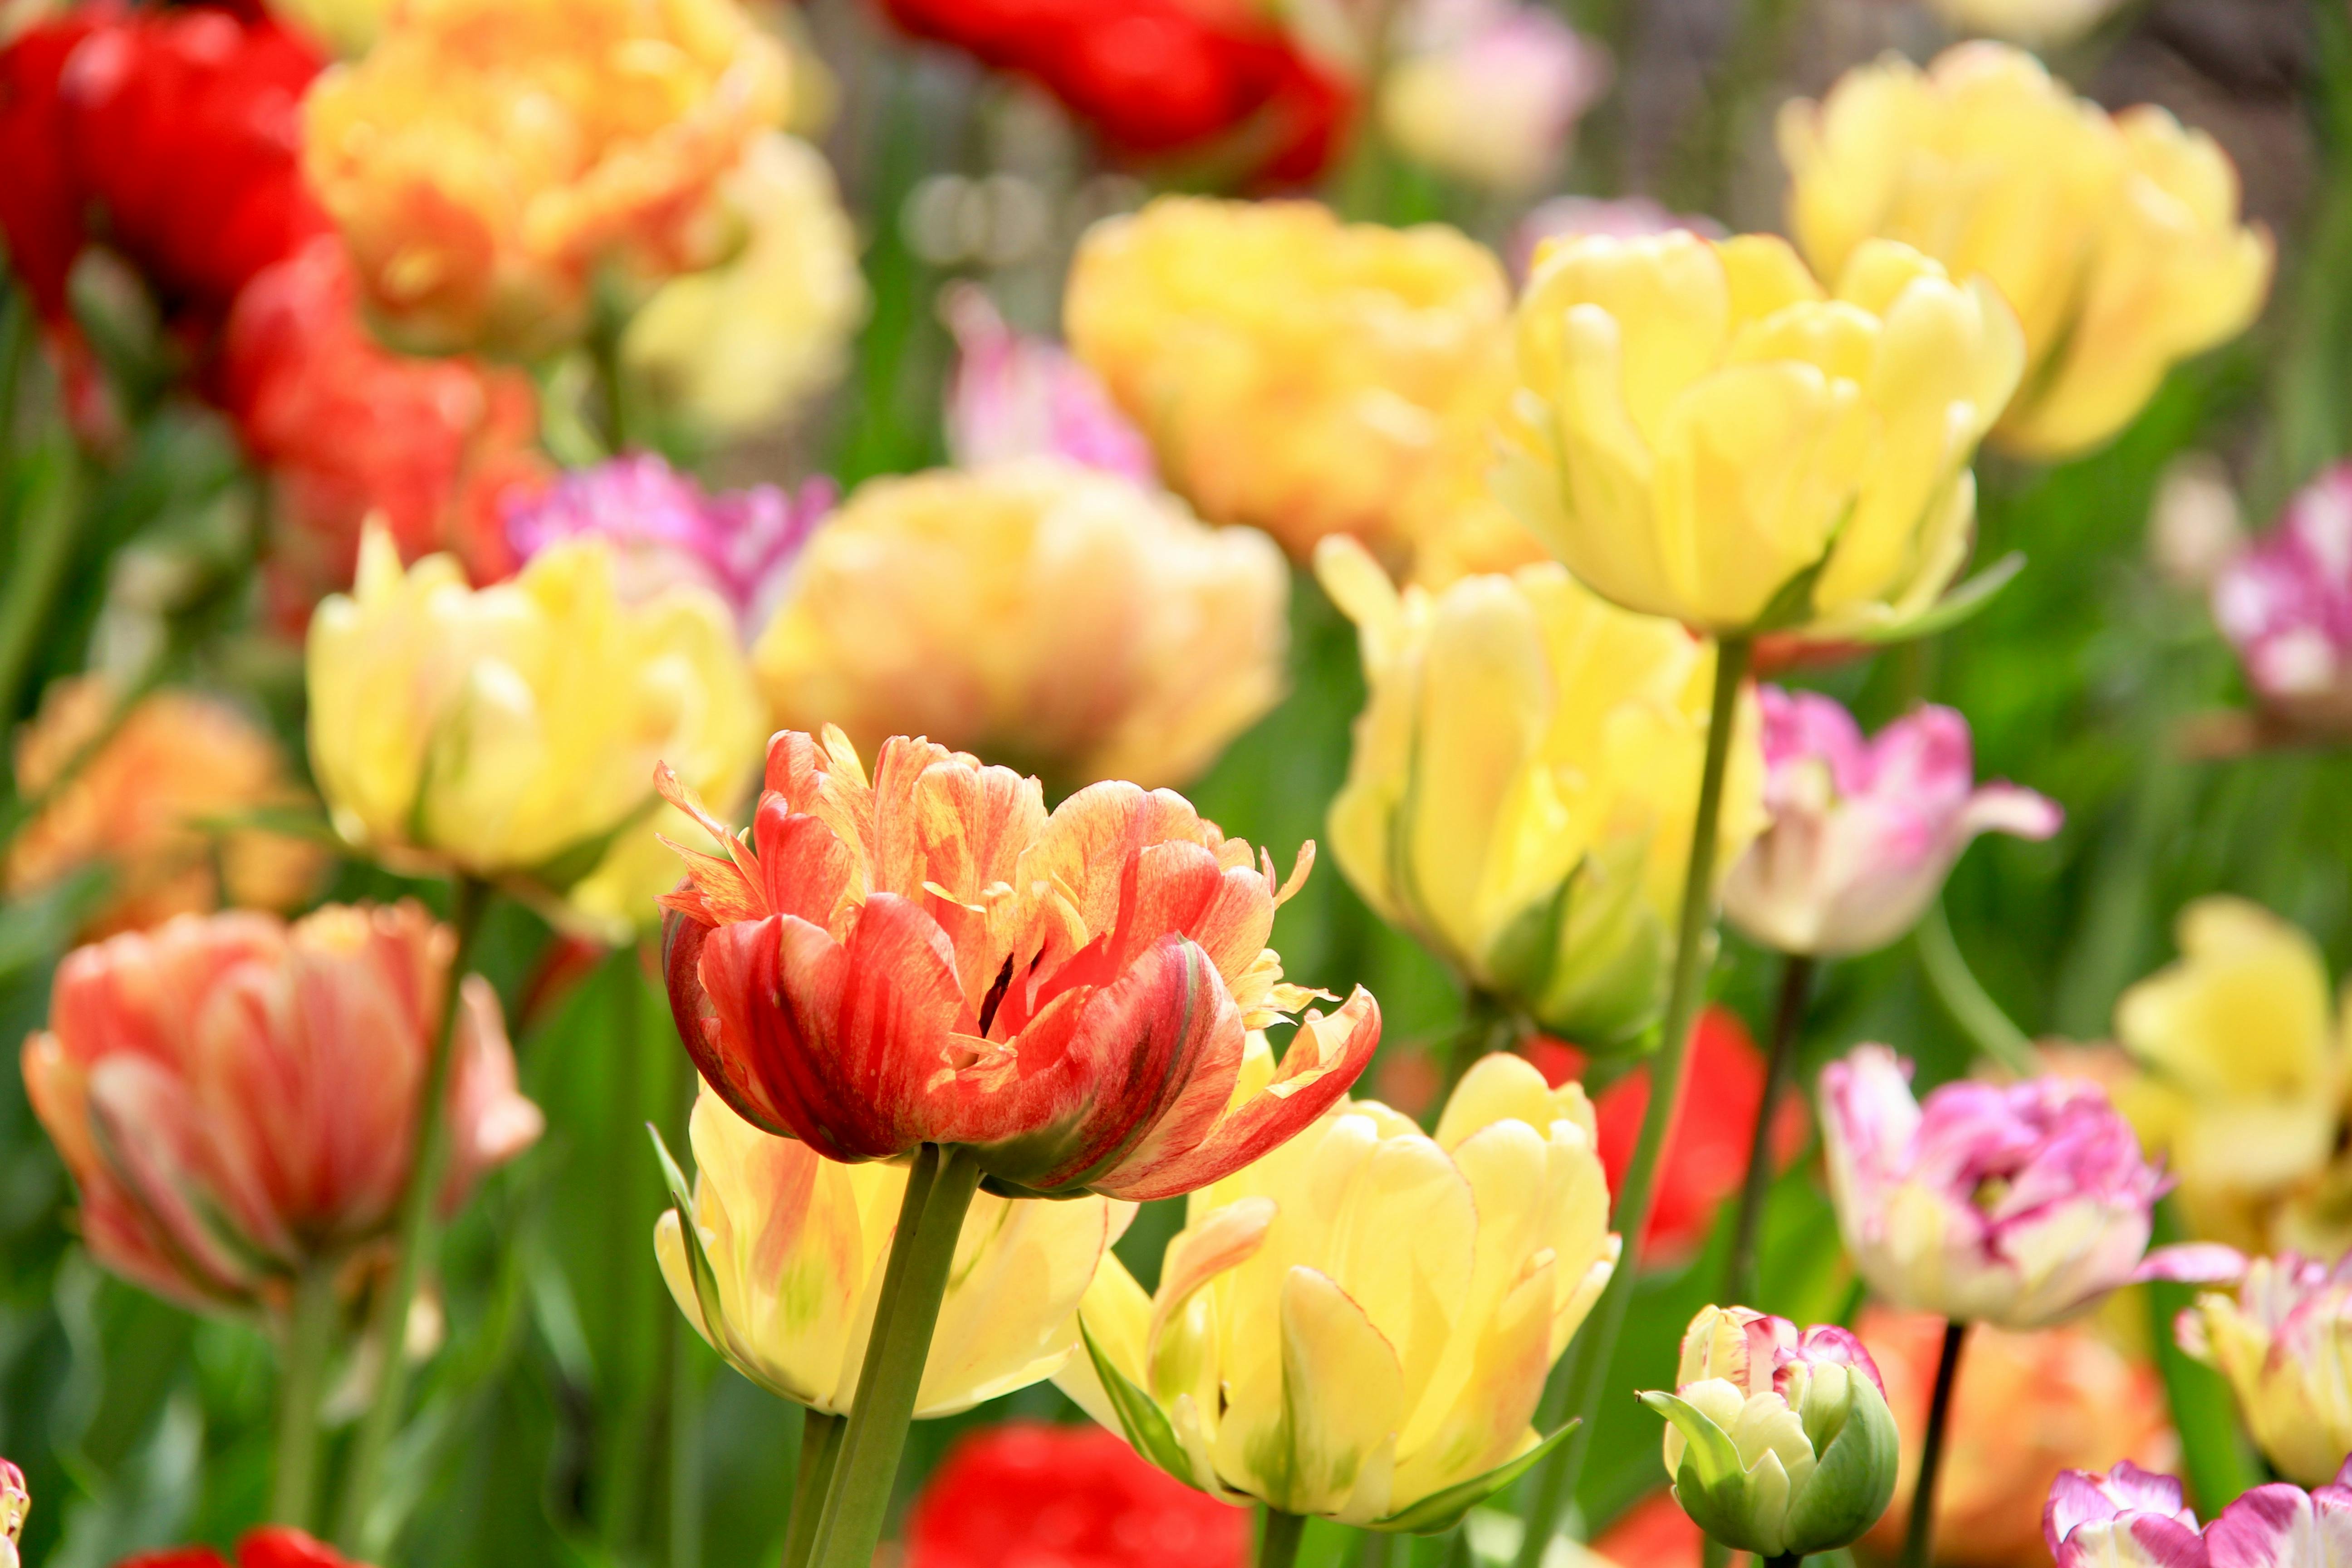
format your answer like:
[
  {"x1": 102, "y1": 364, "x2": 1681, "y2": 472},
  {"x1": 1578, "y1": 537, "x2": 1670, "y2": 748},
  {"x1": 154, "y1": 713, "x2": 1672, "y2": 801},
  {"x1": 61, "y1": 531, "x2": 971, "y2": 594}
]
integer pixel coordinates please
[
  {"x1": 1851, "y1": 551, "x2": 2026, "y2": 646},
  {"x1": 1371, "y1": 1419, "x2": 1582, "y2": 1536},
  {"x1": 1078, "y1": 1315, "x2": 1200, "y2": 1488}
]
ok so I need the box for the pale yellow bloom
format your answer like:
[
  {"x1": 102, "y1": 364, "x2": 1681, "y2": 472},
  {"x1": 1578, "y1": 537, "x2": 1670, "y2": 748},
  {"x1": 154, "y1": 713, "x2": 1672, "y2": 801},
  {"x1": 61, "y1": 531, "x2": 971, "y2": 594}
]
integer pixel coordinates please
[
  {"x1": 656, "y1": 1083, "x2": 1131, "y2": 1417},
  {"x1": 302, "y1": 0, "x2": 790, "y2": 355},
  {"x1": 1781, "y1": 44, "x2": 2272, "y2": 461},
  {"x1": 752, "y1": 459, "x2": 1289, "y2": 790},
  {"x1": 1924, "y1": 0, "x2": 2126, "y2": 46},
  {"x1": 306, "y1": 528, "x2": 764, "y2": 936},
  {"x1": 1497, "y1": 229, "x2": 2024, "y2": 637},
  {"x1": 1059, "y1": 1051, "x2": 1619, "y2": 1529},
  {"x1": 623, "y1": 132, "x2": 867, "y2": 439},
  {"x1": 1065, "y1": 196, "x2": 1511, "y2": 563},
  {"x1": 2180, "y1": 1252, "x2": 2352, "y2": 1487},
  {"x1": 267, "y1": 0, "x2": 391, "y2": 54},
  {"x1": 1317, "y1": 535, "x2": 1763, "y2": 1046}
]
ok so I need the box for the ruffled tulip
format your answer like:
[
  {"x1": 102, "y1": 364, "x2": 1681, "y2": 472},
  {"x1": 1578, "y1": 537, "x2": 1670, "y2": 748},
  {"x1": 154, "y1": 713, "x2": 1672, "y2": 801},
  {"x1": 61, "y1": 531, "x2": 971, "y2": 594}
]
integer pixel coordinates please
[
  {"x1": 1498, "y1": 229, "x2": 2024, "y2": 638},
  {"x1": 305, "y1": 528, "x2": 764, "y2": 938},
  {"x1": 1817, "y1": 1045, "x2": 2240, "y2": 1328},
  {"x1": 1, "y1": 1458, "x2": 22, "y2": 1568},
  {"x1": 1723, "y1": 687, "x2": 2061, "y2": 958},
  {"x1": 300, "y1": 0, "x2": 790, "y2": 355},
  {"x1": 5, "y1": 678, "x2": 325, "y2": 941},
  {"x1": 1378, "y1": 0, "x2": 1608, "y2": 195},
  {"x1": 653, "y1": 1083, "x2": 1129, "y2": 1416},
  {"x1": 21, "y1": 904, "x2": 541, "y2": 1312},
  {"x1": 118, "y1": 1528, "x2": 369, "y2": 1568},
  {"x1": 750, "y1": 460, "x2": 1287, "y2": 791},
  {"x1": 903, "y1": 1422, "x2": 1249, "y2": 1568},
  {"x1": 1781, "y1": 44, "x2": 2273, "y2": 461},
  {"x1": 1318, "y1": 534, "x2": 1764, "y2": 1047},
  {"x1": 1641, "y1": 1306, "x2": 1899, "y2": 1558},
  {"x1": 1925, "y1": 0, "x2": 2128, "y2": 45},
  {"x1": 941, "y1": 285, "x2": 1154, "y2": 484},
  {"x1": 656, "y1": 726, "x2": 1381, "y2": 1200},
  {"x1": 1066, "y1": 196, "x2": 1512, "y2": 563},
  {"x1": 2114, "y1": 897, "x2": 2352, "y2": 1256},
  {"x1": 1059, "y1": 1053, "x2": 1618, "y2": 1530},
  {"x1": 621, "y1": 133, "x2": 868, "y2": 439},
  {"x1": 2212, "y1": 463, "x2": 2352, "y2": 738},
  {"x1": 2178, "y1": 1250, "x2": 2352, "y2": 1487},
  {"x1": 2043, "y1": 1458, "x2": 2352, "y2": 1568},
  {"x1": 506, "y1": 454, "x2": 830, "y2": 640}
]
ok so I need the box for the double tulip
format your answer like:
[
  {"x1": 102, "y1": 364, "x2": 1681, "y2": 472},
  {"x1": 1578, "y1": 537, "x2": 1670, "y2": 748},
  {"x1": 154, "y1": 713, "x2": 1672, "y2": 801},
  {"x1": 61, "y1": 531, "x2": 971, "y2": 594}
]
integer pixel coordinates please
[
  {"x1": 2045, "y1": 1459, "x2": 2352, "y2": 1568},
  {"x1": 2178, "y1": 1250, "x2": 2352, "y2": 1488}
]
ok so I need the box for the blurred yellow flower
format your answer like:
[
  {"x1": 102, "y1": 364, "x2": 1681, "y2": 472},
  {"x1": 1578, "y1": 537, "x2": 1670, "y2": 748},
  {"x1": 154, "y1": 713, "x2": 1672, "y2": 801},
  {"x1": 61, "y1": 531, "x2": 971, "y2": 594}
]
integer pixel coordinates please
[
  {"x1": 2113, "y1": 897, "x2": 2352, "y2": 1254},
  {"x1": 6, "y1": 677, "x2": 323, "y2": 941},
  {"x1": 1065, "y1": 196, "x2": 1510, "y2": 564},
  {"x1": 267, "y1": 0, "x2": 390, "y2": 54},
  {"x1": 1317, "y1": 535, "x2": 1763, "y2": 1046},
  {"x1": 1060, "y1": 1050, "x2": 1618, "y2": 1530},
  {"x1": 2180, "y1": 1251, "x2": 2352, "y2": 1488},
  {"x1": 751, "y1": 459, "x2": 1289, "y2": 791},
  {"x1": 1924, "y1": 0, "x2": 2126, "y2": 46},
  {"x1": 622, "y1": 132, "x2": 867, "y2": 439},
  {"x1": 1497, "y1": 229, "x2": 2023, "y2": 637},
  {"x1": 1781, "y1": 44, "x2": 2272, "y2": 461},
  {"x1": 306, "y1": 527, "x2": 763, "y2": 936},
  {"x1": 302, "y1": 0, "x2": 791, "y2": 355},
  {"x1": 655, "y1": 1082, "x2": 1131, "y2": 1416}
]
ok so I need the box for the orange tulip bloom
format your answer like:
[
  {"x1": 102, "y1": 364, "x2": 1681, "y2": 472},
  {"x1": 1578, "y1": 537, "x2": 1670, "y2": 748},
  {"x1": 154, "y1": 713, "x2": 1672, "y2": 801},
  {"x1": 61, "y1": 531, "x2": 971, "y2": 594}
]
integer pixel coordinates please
[{"x1": 656, "y1": 729, "x2": 1381, "y2": 1200}]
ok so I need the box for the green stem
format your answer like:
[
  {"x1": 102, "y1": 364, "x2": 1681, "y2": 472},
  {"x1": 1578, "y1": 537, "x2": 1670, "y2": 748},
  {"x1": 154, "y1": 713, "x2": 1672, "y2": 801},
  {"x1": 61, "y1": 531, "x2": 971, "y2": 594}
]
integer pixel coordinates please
[
  {"x1": 669, "y1": 1318, "x2": 705, "y2": 1568},
  {"x1": 1916, "y1": 901, "x2": 2038, "y2": 1077},
  {"x1": 587, "y1": 309, "x2": 631, "y2": 457},
  {"x1": 1902, "y1": 1320, "x2": 1968, "y2": 1568},
  {"x1": 1435, "y1": 991, "x2": 1515, "y2": 1128},
  {"x1": 1512, "y1": 635, "x2": 1752, "y2": 1568},
  {"x1": 1726, "y1": 953, "x2": 1813, "y2": 1306},
  {"x1": 808, "y1": 1144, "x2": 984, "y2": 1568},
  {"x1": 2145, "y1": 1198, "x2": 2259, "y2": 1515},
  {"x1": 1765, "y1": 1553, "x2": 1803, "y2": 1568},
  {"x1": 1257, "y1": 1508, "x2": 1308, "y2": 1568},
  {"x1": 1354, "y1": 1526, "x2": 1394, "y2": 1568},
  {"x1": 0, "y1": 285, "x2": 31, "y2": 460},
  {"x1": 270, "y1": 1261, "x2": 342, "y2": 1530},
  {"x1": 781, "y1": 1410, "x2": 846, "y2": 1568},
  {"x1": 0, "y1": 439, "x2": 78, "y2": 722},
  {"x1": 335, "y1": 875, "x2": 493, "y2": 1554},
  {"x1": 1703, "y1": 1541, "x2": 1731, "y2": 1568}
]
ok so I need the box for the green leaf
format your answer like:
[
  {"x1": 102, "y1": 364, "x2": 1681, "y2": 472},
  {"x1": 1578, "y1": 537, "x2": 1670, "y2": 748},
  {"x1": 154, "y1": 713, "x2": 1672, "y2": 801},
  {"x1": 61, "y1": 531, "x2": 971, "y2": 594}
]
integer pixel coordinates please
[
  {"x1": 1639, "y1": 1391, "x2": 1744, "y2": 1490},
  {"x1": 1849, "y1": 552, "x2": 2027, "y2": 647},
  {"x1": 1077, "y1": 1315, "x2": 1199, "y2": 1488},
  {"x1": 646, "y1": 1123, "x2": 728, "y2": 1355},
  {"x1": 1485, "y1": 867, "x2": 1578, "y2": 1004},
  {"x1": 1370, "y1": 1419, "x2": 1581, "y2": 1535}
]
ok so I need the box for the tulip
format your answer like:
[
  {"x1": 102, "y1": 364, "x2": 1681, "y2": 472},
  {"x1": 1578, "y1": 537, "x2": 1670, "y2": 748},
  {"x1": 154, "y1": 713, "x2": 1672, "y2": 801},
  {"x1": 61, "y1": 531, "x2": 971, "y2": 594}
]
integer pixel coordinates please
[
  {"x1": 1318, "y1": 534, "x2": 1764, "y2": 1047},
  {"x1": 750, "y1": 460, "x2": 1287, "y2": 791},
  {"x1": 20, "y1": 903, "x2": 540, "y2": 1312},
  {"x1": 1058, "y1": 1052, "x2": 1618, "y2": 1532},
  {"x1": 305, "y1": 528, "x2": 764, "y2": 938},
  {"x1": 1378, "y1": 0, "x2": 1608, "y2": 195},
  {"x1": 1639, "y1": 1306, "x2": 1899, "y2": 1561},
  {"x1": 1818, "y1": 1045, "x2": 2242, "y2": 1328},
  {"x1": 902, "y1": 1422, "x2": 1250, "y2": 1568},
  {"x1": 506, "y1": 454, "x2": 832, "y2": 641},
  {"x1": 1723, "y1": 687, "x2": 2062, "y2": 958},
  {"x1": 1065, "y1": 196, "x2": 1512, "y2": 563},
  {"x1": 941, "y1": 285, "x2": 1155, "y2": 484},
  {"x1": 300, "y1": 0, "x2": 790, "y2": 355},
  {"x1": 1925, "y1": 0, "x2": 2128, "y2": 45},
  {"x1": 653, "y1": 1083, "x2": 1131, "y2": 1417},
  {"x1": 1497, "y1": 227, "x2": 2024, "y2": 638},
  {"x1": 2211, "y1": 463, "x2": 2352, "y2": 738},
  {"x1": 621, "y1": 133, "x2": 869, "y2": 440},
  {"x1": 265, "y1": 0, "x2": 391, "y2": 54},
  {"x1": 117, "y1": 1527, "x2": 371, "y2": 1568},
  {"x1": 1781, "y1": 44, "x2": 2273, "y2": 461},
  {"x1": 2043, "y1": 1458, "x2": 2352, "y2": 1568},
  {"x1": 2178, "y1": 1250, "x2": 2352, "y2": 1487},
  {"x1": 1, "y1": 1458, "x2": 22, "y2": 1568}
]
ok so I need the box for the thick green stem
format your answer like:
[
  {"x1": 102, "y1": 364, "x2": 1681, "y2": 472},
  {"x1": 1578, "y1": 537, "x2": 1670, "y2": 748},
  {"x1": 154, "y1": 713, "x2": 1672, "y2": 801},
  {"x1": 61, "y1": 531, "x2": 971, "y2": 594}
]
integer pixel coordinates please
[
  {"x1": 1257, "y1": 1508, "x2": 1308, "y2": 1568},
  {"x1": 1512, "y1": 636, "x2": 1752, "y2": 1568},
  {"x1": 1902, "y1": 1320, "x2": 1969, "y2": 1568},
  {"x1": 808, "y1": 1144, "x2": 983, "y2": 1568},
  {"x1": 1726, "y1": 954, "x2": 1813, "y2": 1306},
  {"x1": 1765, "y1": 1553, "x2": 1803, "y2": 1568},
  {"x1": 781, "y1": 1410, "x2": 845, "y2": 1568},
  {"x1": 270, "y1": 1262, "x2": 341, "y2": 1530},
  {"x1": 335, "y1": 876, "x2": 492, "y2": 1553}
]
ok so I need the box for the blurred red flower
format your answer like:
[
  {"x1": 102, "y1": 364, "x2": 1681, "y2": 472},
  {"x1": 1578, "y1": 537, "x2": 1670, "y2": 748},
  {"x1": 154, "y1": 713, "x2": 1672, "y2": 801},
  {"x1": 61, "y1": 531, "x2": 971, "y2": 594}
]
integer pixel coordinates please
[
  {"x1": 1524, "y1": 1005, "x2": 1808, "y2": 1261},
  {"x1": 1587, "y1": 1489, "x2": 1702, "y2": 1568},
  {"x1": 118, "y1": 1526, "x2": 368, "y2": 1568},
  {"x1": 903, "y1": 1421, "x2": 1249, "y2": 1568}
]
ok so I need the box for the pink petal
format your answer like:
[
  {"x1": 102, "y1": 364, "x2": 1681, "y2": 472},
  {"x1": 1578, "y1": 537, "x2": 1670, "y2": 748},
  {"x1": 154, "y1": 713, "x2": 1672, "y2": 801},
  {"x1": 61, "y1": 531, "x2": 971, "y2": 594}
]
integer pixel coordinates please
[{"x1": 2132, "y1": 1243, "x2": 2248, "y2": 1287}]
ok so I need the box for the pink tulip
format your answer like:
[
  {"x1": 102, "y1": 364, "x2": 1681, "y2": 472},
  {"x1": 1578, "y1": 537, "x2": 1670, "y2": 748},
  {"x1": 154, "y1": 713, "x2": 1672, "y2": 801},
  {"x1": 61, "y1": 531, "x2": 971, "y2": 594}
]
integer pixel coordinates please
[
  {"x1": 1722, "y1": 688, "x2": 2062, "y2": 957},
  {"x1": 2213, "y1": 462, "x2": 2352, "y2": 732},
  {"x1": 940, "y1": 284, "x2": 1155, "y2": 485},
  {"x1": 21, "y1": 903, "x2": 541, "y2": 1312},
  {"x1": 1, "y1": 1457, "x2": 24, "y2": 1568},
  {"x1": 2045, "y1": 1458, "x2": 2352, "y2": 1568}
]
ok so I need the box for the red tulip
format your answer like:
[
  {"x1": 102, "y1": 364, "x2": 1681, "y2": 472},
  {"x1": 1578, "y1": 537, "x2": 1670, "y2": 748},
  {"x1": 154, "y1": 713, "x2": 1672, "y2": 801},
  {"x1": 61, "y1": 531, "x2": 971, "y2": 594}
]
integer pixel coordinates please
[
  {"x1": 657, "y1": 729, "x2": 1381, "y2": 1199},
  {"x1": 903, "y1": 1421, "x2": 1249, "y2": 1568},
  {"x1": 118, "y1": 1525, "x2": 370, "y2": 1568}
]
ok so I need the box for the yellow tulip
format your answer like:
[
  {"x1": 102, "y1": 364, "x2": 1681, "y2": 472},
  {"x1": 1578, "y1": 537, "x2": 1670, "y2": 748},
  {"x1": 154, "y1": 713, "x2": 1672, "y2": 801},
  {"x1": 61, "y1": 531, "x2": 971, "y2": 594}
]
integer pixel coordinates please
[
  {"x1": 1780, "y1": 44, "x2": 2272, "y2": 461},
  {"x1": 654, "y1": 1083, "x2": 1131, "y2": 1416},
  {"x1": 1064, "y1": 196, "x2": 1511, "y2": 564},
  {"x1": 267, "y1": 0, "x2": 392, "y2": 54},
  {"x1": 751, "y1": 459, "x2": 1289, "y2": 791},
  {"x1": 306, "y1": 528, "x2": 764, "y2": 936},
  {"x1": 1317, "y1": 535, "x2": 1763, "y2": 1046},
  {"x1": 1059, "y1": 1050, "x2": 1618, "y2": 1530},
  {"x1": 2180, "y1": 1252, "x2": 2352, "y2": 1488},
  {"x1": 1497, "y1": 228, "x2": 2024, "y2": 637}
]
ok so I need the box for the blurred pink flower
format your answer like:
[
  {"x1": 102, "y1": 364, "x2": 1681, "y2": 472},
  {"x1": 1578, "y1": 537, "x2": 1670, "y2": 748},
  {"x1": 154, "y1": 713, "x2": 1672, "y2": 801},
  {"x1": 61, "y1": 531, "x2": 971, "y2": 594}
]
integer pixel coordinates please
[
  {"x1": 2043, "y1": 1458, "x2": 2352, "y2": 1568},
  {"x1": 1818, "y1": 1046, "x2": 2241, "y2": 1328},
  {"x1": 505, "y1": 454, "x2": 831, "y2": 638},
  {"x1": 2212, "y1": 462, "x2": 2352, "y2": 731},
  {"x1": 1379, "y1": 0, "x2": 1608, "y2": 194},
  {"x1": 1722, "y1": 688, "x2": 2061, "y2": 957},
  {"x1": 0, "y1": 1457, "x2": 22, "y2": 1568},
  {"x1": 941, "y1": 284, "x2": 1154, "y2": 484}
]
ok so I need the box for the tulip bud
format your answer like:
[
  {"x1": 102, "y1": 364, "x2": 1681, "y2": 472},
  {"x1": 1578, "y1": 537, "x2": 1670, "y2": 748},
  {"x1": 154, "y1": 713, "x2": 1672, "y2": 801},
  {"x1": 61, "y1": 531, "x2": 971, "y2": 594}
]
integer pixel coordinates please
[
  {"x1": 2177, "y1": 1250, "x2": 2352, "y2": 1487},
  {"x1": 2211, "y1": 463, "x2": 2352, "y2": 741},
  {"x1": 1640, "y1": 1306, "x2": 1899, "y2": 1559}
]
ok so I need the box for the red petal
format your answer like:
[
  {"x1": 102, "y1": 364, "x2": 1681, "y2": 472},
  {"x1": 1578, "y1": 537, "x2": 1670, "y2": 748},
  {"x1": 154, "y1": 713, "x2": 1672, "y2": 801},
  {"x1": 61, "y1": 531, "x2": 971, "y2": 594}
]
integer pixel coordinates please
[
  {"x1": 751, "y1": 799, "x2": 854, "y2": 928},
  {"x1": 663, "y1": 911, "x2": 791, "y2": 1139}
]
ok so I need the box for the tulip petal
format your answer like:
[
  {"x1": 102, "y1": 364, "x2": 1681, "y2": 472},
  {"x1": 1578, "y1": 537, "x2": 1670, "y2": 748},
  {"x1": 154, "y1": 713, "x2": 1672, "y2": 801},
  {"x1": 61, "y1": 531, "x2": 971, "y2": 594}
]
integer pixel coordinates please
[
  {"x1": 1276, "y1": 1265, "x2": 1407, "y2": 1521},
  {"x1": 2132, "y1": 1244, "x2": 2247, "y2": 1287},
  {"x1": 2206, "y1": 1483, "x2": 2352, "y2": 1568}
]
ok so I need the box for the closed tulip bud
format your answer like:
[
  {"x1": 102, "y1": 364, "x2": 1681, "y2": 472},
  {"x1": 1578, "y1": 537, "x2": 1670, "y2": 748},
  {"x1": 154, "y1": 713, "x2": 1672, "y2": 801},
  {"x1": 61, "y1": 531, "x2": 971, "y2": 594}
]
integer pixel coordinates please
[
  {"x1": 751, "y1": 460, "x2": 1287, "y2": 792},
  {"x1": 1499, "y1": 228, "x2": 2023, "y2": 638},
  {"x1": 1058, "y1": 1053, "x2": 1619, "y2": 1531},
  {"x1": 1781, "y1": 44, "x2": 2272, "y2": 461},
  {"x1": 2044, "y1": 1458, "x2": 2352, "y2": 1568},
  {"x1": 20, "y1": 904, "x2": 541, "y2": 1313},
  {"x1": 1318, "y1": 534, "x2": 1763, "y2": 1047},
  {"x1": 2178, "y1": 1250, "x2": 2352, "y2": 1487},
  {"x1": 1640, "y1": 1306, "x2": 1899, "y2": 1559},
  {"x1": 653, "y1": 1083, "x2": 1130, "y2": 1415},
  {"x1": 305, "y1": 528, "x2": 764, "y2": 939}
]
